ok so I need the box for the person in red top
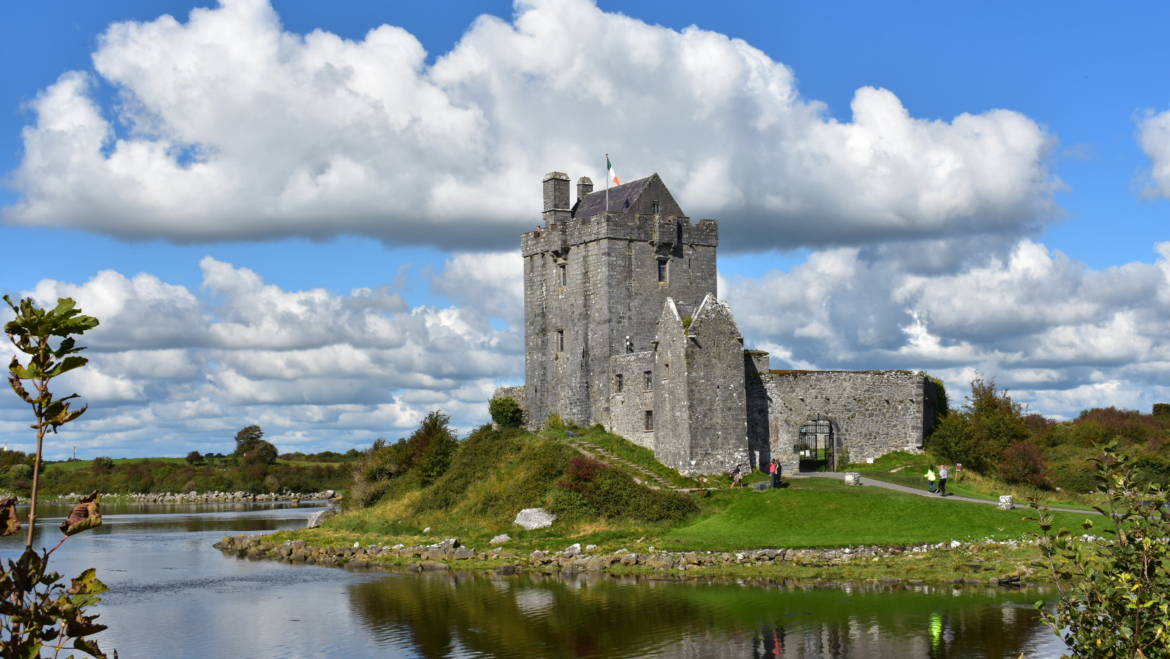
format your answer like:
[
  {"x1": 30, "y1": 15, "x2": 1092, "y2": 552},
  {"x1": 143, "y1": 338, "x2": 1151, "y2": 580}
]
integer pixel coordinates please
[{"x1": 769, "y1": 459, "x2": 781, "y2": 489}]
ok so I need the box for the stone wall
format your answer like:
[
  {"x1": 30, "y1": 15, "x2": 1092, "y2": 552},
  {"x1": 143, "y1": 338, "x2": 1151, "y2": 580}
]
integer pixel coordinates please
[
  {"x1": 764, "y1": 370, "x2": 932, "y2": 474},
  {"x1": 606, "y1": 351, "x2": 656, "y2": 449},
  {"x1": 679, "y1": 296, "x2": 749, "y2": 474}
]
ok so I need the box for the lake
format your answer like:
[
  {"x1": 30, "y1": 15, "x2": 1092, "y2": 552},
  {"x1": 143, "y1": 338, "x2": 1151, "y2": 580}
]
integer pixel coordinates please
[{"x1": 0, "y1": 502, "x2": 1068, "y2": 657}]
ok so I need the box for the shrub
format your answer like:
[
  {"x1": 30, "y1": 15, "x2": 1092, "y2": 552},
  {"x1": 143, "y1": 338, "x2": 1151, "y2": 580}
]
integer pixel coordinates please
[
  {"x1": 1153, "y1": 403, "x2": 1170, "y2": 417},
  {"x1": 489, "y1": 396, "x2": 524, "y2": 428},
  {"x1": 545, "y1": 413, "x2": 566, "y2": 430},
  {"x1": 927, "y1": 377, "x2": 1030, "y2": 473},
  {"x1": 185, "y1": 450, "x2": 203, "y2": 465},
  {"x1": 1034, "y1": 443, "x2": 1170, "y2": 657},
  {"x1": 998, "y1": 441, "x2": 1050, "y2": 489}
]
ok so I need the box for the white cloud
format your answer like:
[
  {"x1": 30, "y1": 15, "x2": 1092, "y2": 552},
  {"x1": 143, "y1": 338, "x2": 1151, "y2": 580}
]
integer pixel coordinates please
[
  {"x1": 5, "y1": 0, "x2": 1057, "y2": 250},
  {"x1": 1139, "y1": 108, "x2": 1170, "y2": 197},
  {"x1": 725, "y1": 240, "x2": 1170, "y2": 417},
  {"x1": 0, "y1": 257, "x2": 521, "y2": 458}
]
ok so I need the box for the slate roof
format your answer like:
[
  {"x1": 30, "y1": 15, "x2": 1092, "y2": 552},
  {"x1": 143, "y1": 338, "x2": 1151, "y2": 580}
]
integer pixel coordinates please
[{"x1": 571, "y1": 175, "x2": 652, "y2": 219}]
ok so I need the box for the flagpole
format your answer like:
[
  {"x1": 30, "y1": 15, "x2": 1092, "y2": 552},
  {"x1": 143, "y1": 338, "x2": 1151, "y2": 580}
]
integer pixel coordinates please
[{"x1": 605, "y1": 153, "x2": 609, "y2": 214}]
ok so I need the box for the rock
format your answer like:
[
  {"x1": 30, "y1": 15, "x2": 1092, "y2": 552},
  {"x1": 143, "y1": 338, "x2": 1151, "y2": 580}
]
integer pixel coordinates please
[
  {"x1": 514, "y1": 508, "x2": 556, "y2": 530},
  {"x1": 998, "y1": 495, "x2": 1015, "y2": 510},
  {"x1": 489, "y1": 534, "x2": 511, "y2": 545},
  {"x1": 562, "y1": 543, "x2": 582, "y2": 557},
  {"x1": 453, "y1": 546, "x2": 474, "y2": 560},
  {"x1": 435, "y1": 538, "x2": 461, "y2": 550},
  {"x1": 305, "y1": 508, "x2": 339, "y2": 529},
  {"x1": 584, "y1": 544, "x2": 598, "y2": 553},
  {"x1": 844, "y1": 472, "x2": 861, "y2": 486},
  {"x1": 422, "y1": 526, "x2": 432, "y2": 534},
  {"x1": 418, "y1": 561, "x2": 451, "y2": 572},
  {"x1": 750, "y1": 481, "x2": 770, "y2": 491}
]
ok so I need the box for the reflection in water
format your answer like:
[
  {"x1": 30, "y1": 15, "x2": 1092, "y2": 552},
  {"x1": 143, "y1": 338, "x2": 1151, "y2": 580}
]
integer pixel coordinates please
[
  {"x1": 0, "y1": 503, "x2": 1067, "y2": 657},
  {"x1": 347, "y1": 572, "x2": 1065, "y2": 658}
]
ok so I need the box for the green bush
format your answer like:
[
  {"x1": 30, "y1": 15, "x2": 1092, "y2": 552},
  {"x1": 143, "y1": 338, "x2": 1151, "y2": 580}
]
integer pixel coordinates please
[{"x1": 489, "y1": 396, "x2": 524, "y2": 428}]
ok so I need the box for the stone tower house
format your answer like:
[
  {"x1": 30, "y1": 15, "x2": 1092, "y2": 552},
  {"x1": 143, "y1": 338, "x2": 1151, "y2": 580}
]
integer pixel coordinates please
[{"x1": 498, "y1": 171, "x2": 942, "y2": 476}]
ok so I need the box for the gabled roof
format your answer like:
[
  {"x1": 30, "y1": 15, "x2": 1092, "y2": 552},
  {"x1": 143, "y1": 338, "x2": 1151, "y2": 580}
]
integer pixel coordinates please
[{"x1": 571, "y1": 175, "x2": 653, "y2": 219}]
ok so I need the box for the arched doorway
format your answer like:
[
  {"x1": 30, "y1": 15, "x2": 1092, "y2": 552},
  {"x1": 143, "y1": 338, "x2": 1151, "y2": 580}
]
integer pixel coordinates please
[{"x1": 796, "y1": 415, "x2": 839, "y2": 472}]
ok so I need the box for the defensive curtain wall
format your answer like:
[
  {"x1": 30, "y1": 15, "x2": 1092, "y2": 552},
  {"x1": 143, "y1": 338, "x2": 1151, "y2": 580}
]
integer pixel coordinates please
[{"x1": 496, "y1": 171, "x2": 941, "y2": 476}]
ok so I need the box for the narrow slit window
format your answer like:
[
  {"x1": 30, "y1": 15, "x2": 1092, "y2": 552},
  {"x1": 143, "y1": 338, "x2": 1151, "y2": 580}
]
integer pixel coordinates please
[
  {"x1": 657, "y1": 259, "x2": 668, "y2": 282},
  {"x1": 615, "y1": 373, "x2": 624, "y2": 393},
  {"x1": 558, "y1": 263, "x2": 567, "y2": 286},
  {"x1": 557, "y1": 329, "x2": 565, "y2": 352},
  {"x1": 643, "y1": 370, "x2": 652, "y2": 390},
  {"x1": 651, "y1": 200, "x2": 661, "y2": 214},
  {"x1": 644, "y1": 410, "x2": 654, "y2": 431}
]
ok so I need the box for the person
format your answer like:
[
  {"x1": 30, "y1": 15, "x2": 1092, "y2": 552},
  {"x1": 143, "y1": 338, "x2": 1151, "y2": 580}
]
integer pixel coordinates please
[
  {"x1": 731, "y1": 465, "x2": 743, "y2": 488},
  {"x1": 769, "y1": 459, "x2": 781, "y2": 488},
  {"x1": 925, "y1": 466, "x2": 937, "y2": 493},
  {"x1": 938, "y1": 464, "x2": 949, "y2": 496}
]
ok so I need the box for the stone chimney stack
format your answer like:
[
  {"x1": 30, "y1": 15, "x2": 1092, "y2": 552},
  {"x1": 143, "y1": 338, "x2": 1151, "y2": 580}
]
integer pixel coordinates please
[
  {"x1": 577, "y1": 176, "x2": 593, "y2": 205},
  {"x1": 543, "y1": 171, "x2": 571, "y2": 223}
]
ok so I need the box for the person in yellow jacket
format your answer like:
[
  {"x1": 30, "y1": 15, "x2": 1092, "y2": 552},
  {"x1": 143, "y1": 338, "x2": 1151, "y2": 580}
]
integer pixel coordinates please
[{"x1": 925, "y1": 467, "x2": 937, "y2": 493}]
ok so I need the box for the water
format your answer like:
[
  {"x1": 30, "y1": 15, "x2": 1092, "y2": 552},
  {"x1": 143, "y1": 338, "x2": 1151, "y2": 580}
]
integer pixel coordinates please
[{"x1": 1, "y1": 502, "x2": 1068, "y2": 657}]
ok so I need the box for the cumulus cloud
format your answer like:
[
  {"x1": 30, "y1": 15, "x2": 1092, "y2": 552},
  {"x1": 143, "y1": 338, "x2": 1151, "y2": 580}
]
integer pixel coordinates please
[
  {"x1": 5, "y1": 0, "x2": 1057, "y2": 250},
  {"x1": 0, "y1": 258, "x2": 522, "y2": 458},
  {"x1": 725, "y1": 240, "x2": 1170, "y2": 416},
  {"x1": 1139, "y1": 108, "x2": 1170, "y2": 197}
]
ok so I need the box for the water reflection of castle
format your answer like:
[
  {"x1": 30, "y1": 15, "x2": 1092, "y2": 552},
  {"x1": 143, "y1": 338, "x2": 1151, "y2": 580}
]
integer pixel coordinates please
[{"x1": 346, "y1": 571, "x2": 1063, "y2": 657}]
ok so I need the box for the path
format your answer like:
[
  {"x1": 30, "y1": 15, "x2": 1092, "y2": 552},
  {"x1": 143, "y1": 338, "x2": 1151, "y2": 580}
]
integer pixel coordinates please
[{"x1": 790, "y1": 471, "x2": 1099, "y2": 515}]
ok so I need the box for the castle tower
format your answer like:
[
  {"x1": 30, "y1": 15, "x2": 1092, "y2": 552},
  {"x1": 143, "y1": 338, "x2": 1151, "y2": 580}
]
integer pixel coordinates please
[{"x1": 521, "y1": 171, "x2": 719, "y2": 429}]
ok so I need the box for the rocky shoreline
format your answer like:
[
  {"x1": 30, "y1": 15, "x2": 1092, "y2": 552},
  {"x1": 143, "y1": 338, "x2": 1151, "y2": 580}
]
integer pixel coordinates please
[
  {"x1": 213, "y1": 533, "x2": 1036, "y2": 585},
  {"x1": 32, "y1": 490, "x2": 339, "y2": 504}
]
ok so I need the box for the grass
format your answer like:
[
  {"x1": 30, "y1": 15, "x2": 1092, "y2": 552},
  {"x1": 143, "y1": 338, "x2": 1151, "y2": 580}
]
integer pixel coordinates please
[
  {"x1": 44, "y1": 457, "x2": 189, "y2": 473},
  {"x1": 545, "y1": 426, "x2": 699, "y2": 488},
  {"x1": 660, "y1": 477, "x2": 1094, "y2": 550}
]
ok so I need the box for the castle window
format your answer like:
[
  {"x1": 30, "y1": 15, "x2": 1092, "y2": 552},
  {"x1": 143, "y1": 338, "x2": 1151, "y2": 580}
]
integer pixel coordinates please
[
  {"x1": 657, "y1": 259, "x2": 668, "y2": 282},
  {"x1": 651, "y1": 200, "x2": 661, "y2": 214},
  {"x1": 644, "y1": 410, "x2": 654, "y2": 431},
  {"x1": 643, "y1": 370, "x2": 652, "y2": 390},
  {"x1": 557, "y1": 329, "x2": 564, "y2": 352},
  {"x1": 558, "y1": 263, "x2": 566, "y2": 286},
  {"x1": 615, "y1": 373, "x2": 624, "y2": 393}
]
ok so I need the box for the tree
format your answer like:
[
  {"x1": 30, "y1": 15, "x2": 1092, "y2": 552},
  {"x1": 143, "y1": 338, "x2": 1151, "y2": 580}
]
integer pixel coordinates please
[
  {"x1": 185, "y1": 450, "x2": 203, "y2": 465},
  {"x1": 1034, "y1": 443, "x2": 1170, "y2": 656},
  {"x1": 3, "y1": 295, "x2": 111, "y2": 657},
  {"x1": 928, "y1": 377, "x2": 1030, "y2": 473},
  {"x1": 242, "y1": 440, "x2": 277, "y2": 466},
  {"x1": 91, "y1": 456, "x2": 114, "y2": 475},
  {"x1": 489, "y1": 397, "x2": 524, "y2": 428},
  {"x1": 233, "y1": 424, "x2": 265, "y2": 457}
]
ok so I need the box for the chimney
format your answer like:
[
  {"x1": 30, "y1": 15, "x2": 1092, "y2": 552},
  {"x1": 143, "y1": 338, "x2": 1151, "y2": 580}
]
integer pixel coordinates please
[
  {"x1": 542, "y1": 171, "x2": 571, "y2": 224},
  {"x1": 576, "y1": 176, "x2": 593, "y2": 206}
]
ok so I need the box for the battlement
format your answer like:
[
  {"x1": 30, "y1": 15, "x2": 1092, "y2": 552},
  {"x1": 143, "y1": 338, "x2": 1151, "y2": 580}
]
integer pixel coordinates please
[{"x1": 522, "y1": 213, "x2": 718, "y2": 256}]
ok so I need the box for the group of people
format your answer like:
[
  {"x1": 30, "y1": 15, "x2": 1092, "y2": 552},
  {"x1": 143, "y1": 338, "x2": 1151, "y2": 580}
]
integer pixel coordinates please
[
  {"x1": 924, "y1": 464, "x2": 960, "y2": 496},
  {"x1": 729, "y1": 460, "x2": 784, "y2": 489}
]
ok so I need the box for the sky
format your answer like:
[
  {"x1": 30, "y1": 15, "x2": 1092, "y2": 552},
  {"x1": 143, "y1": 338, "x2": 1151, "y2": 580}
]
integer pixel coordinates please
[{"x1": 2, "y1": 0, "x2": 1169, "y2": 458}]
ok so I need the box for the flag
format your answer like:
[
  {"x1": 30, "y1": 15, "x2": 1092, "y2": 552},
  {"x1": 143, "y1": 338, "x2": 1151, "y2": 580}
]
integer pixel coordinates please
[{"x1": 607, "y1": 155, "x2": 620, "y2": 186}]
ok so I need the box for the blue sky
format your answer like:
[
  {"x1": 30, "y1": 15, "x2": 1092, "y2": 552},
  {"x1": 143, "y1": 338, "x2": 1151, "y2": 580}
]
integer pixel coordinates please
[{"x1": 1, "y1": 0, "x2": 1169, "y2": 457}]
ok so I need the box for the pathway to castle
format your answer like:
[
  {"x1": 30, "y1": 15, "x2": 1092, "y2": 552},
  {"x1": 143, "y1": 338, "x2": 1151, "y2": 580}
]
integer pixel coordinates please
[{"x1": 559, "y1": 434, "x2": 1097, "y2": 515}]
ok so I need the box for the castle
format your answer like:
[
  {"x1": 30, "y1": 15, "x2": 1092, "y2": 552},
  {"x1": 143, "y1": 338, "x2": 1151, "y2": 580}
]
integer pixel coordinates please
[{"x1": 495, "y1": 171, "x2": 943, "y2": 476}]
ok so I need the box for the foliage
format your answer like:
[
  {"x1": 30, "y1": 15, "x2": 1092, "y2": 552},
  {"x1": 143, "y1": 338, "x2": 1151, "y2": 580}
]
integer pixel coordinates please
[
  {"x1": 1153, "y1": 403, "x2": 1170, "y2": 417},
  {"x1": 0, "y1": 548, "x2": 111, "y2": 658},
  {"x1": 185, "y1": 451, "x2": 203, "y2": 465},
  {"x1": 232, "y1": 425, "x2": 265, "y2": 457},
  {"x1": 927, "y1": 377, "x2": 1030, "y2": 474},
  {"x1": 545, "y1": 413, "x2": 565, "y2": 430},
  {"x1": 489, "y1": 396, "x2": 524, "y2": 428},
  {"x1": 553, "y1": 456, "x2": 697, "y2": 522},
  {"x1": 1034, "y1": 443, "x2": 1170, "y2": 657},
  {"x1": 3, "y1": 295, "x2": 111, "y2": 657},
  {"x1": 348, "y1": 411, "x2": 458, "y2": 508},
  {"x1": 90, "y1": 457, "x2": 113, "y2": 475},
  {"x1": 998, "y1": 441, "x2": 1050, "y2": 489}
]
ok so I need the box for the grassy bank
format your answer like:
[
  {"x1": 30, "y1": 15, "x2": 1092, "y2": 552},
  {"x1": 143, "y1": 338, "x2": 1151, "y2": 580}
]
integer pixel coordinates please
[{"x1": 273, "y1": 423, "x2": 1098, "y2": 582}]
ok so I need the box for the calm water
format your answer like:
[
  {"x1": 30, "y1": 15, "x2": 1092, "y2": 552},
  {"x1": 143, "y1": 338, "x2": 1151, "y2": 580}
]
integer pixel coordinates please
[{"x1": 0, "y1": 502, "x2": 1068, "y2": 658}]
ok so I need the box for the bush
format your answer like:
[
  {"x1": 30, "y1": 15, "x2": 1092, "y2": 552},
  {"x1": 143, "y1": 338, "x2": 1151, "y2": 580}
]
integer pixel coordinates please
[
  {"x1": 998, "y1": 441, "x2": 1050, "y2": 489},
  {"x1": 927, "y1": 378, "x2": 1030, "y2": 473},
  {"x1": 489, "y1": 397, "x2": 524, "y2": 428},
  {"x1": 1035, "y1": 443, "x2": 1170, "y2": 657},
  {"x1": 185, "y1": 450, "x2": 203, "y2": 465},
  {"x1": 91, "y1": 456, "x2": 114, "y2": 475}
]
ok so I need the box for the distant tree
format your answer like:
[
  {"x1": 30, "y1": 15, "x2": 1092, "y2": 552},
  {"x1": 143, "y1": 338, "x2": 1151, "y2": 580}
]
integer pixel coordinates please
[
  {"x1": 91, "y1": 456, "x2": 114, "y2": 475},
  {"x1": 233, "y1": 425, "x2": 265, "y2": 457},
  {"x1": 242, "y1": 440, "x2": 277, "y2": 466},
  {"x1": 928, "y1": 377, "x2": 1030, "y2": 473},
  {"x1": 185, "y1": 450, "x2": 203, "y2": 465},
  {"x1": 998, "y1": 441, "x2": 1050, "y2": 489},
  {"x1": 490, "y1": 397, "x2": 524, "y2": 428}
]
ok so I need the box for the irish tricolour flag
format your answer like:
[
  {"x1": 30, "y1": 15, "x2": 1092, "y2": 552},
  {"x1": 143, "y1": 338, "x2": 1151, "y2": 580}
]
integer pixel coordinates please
[{"x1": 607, "y1": 155, "x2": 620, "y2": 186}]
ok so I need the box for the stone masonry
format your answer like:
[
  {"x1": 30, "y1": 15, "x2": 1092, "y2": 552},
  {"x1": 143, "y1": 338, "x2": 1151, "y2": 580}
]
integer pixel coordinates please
[{"x1": 497, "y1": 171, "x2": 942, "y2": 475}]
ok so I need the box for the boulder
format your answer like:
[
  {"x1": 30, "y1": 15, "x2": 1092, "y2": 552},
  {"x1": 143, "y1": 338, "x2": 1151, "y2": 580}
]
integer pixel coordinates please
[
  {"x1": 514, "y1": 508, "x2": 556, "y2": 530},
  {"x1": 489, "y1": 534, "x2": 511, "y2": 545},
  {"x1": 306, "y1": 508, "x2": 339, "y2": 529},
  {"x1": 998, "y1": 495, "x2": 1015, "y2": 510},
  {"x1": 843, "y1": 472, "x2": 861, "y2": 486}
]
